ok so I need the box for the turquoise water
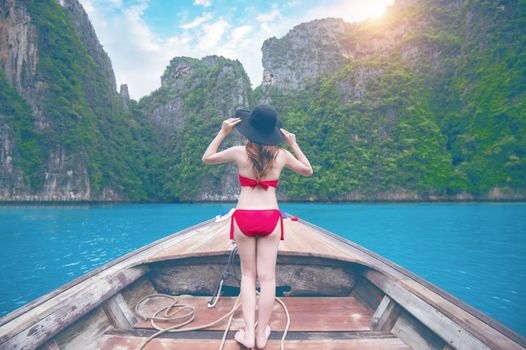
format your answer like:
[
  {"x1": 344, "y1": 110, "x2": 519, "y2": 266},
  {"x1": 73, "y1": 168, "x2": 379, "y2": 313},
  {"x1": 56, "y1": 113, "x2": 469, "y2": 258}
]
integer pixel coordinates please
[{"x1": 0, "y1": 203, "x2": 525, "y2": 337}]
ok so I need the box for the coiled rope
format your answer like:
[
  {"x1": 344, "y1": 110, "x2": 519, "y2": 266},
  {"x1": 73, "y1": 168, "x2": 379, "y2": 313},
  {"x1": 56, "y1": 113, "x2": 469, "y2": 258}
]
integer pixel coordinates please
[{"x1": 135, "y1": 245, "x2": 290, "y2": 350}]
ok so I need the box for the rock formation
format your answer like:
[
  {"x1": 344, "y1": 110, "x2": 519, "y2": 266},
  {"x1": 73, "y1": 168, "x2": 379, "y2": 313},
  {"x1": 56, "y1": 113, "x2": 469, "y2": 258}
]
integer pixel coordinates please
[{"x1": 0, "y1": 0, "x2": 523, "y2": 202}]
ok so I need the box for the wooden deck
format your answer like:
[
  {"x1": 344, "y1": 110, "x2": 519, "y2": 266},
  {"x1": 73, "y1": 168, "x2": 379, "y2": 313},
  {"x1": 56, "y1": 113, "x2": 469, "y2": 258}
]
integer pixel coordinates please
[
  {"x1": 92, "y1": 333, "x2": 411, "y2": 350},
  {"x1": 144, "y1": 214, "x2": 372, "y2": 264},
  {"x1": 89, "y1": 296, "x2": 411, "y2": 350},
  {"x1": 133, "y1": 296, "x2": 373, "y2": 331},
  {"x1": 92, "y1": 334, "x2": 411, "y2": 350}
]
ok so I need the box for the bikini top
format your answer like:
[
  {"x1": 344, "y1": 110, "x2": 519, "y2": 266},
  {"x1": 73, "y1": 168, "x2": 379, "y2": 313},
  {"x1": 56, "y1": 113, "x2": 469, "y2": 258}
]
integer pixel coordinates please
[{"x1": 238, "y1": 173, "x2": 279, "y2": 190}]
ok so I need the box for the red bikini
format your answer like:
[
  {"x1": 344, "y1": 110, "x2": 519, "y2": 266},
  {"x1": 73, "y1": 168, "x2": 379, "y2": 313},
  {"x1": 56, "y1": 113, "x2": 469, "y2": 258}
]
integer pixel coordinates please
[
  {"x1": 230, "y1": 173, "x2": 284, "y2": 241},
  {"x1": 237, "y1": 173, "x2": 279, "y2": 190}
]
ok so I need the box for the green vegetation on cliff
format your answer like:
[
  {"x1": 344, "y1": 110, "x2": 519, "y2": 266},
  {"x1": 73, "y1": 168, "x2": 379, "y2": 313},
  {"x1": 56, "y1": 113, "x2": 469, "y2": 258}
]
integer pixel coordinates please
[
  {"x1": 257, "y1": 0, "x2": 525, "y2": 199},
  {"x1": 24, "y1": 1, "x2": 161, "y2": 199},
  {"x1": 2, "y1": 0, "x2": 524, "y2": 201},
  {"x1": 260, "y1": 59, "x2": 452, "y2": 200},
  {"x1": 0, "y1": 68, "x2": 46, "y2": 189},
  {"x1": 138, "y1": 56, "x2": 252, "y2": 201},
  {"x1": 441, "y1": 0, "x2": 526, "y2": 193}
]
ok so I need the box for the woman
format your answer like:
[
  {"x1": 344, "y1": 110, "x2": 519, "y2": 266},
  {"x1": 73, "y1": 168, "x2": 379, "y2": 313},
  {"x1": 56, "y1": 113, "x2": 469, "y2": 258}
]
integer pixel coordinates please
[{"x1": 202, "y1": 104, "x2": 313, "y2": 349}]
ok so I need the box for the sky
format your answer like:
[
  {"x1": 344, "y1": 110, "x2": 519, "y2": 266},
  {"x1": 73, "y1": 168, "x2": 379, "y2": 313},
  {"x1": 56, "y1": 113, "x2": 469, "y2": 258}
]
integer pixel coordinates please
[{"x1": 78, "y1": 0, "x2": 394, "y2": 100}]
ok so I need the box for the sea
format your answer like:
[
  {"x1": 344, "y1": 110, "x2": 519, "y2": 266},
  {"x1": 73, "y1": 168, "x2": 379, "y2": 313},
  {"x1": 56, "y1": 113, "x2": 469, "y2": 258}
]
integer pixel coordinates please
[{"x1": 0, "y1": 202, "x2": 525, "y2": 337}]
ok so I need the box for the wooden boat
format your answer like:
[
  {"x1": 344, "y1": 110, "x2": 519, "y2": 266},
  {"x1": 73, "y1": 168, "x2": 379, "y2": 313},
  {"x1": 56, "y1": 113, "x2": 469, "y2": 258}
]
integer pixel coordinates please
[{"x1": 1, "y1": 210, "x2": 525, "y2": 350}]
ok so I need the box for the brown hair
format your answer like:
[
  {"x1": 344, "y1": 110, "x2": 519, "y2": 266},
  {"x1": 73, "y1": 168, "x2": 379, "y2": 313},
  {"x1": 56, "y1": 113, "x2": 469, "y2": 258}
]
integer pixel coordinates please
[{"x1": 244, "y1": 139, "x2": 280, "y2": 180}]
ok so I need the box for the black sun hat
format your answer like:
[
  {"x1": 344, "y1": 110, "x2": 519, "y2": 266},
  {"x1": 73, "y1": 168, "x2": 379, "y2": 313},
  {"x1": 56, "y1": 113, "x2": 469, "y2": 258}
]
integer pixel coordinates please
[{"x1": 234, "y1": 104, "x2": 283, "y2": 145}]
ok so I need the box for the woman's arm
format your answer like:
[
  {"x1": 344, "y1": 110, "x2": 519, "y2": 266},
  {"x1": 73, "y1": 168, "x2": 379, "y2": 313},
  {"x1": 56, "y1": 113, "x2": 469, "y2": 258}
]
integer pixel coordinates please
[
  {"x1": 202, "y1": 117, "x2": 242, "y2": 164},
  {"x1": 280, "y1": 128, "x2": 313, "y2": 176},
  {"x1": 288, "y1": 142, "x2": 313, "y2": 176}
]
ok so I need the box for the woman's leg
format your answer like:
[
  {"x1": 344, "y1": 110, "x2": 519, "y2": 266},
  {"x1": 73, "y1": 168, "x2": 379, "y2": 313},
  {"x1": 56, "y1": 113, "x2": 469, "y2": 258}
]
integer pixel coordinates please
[
  {"x1": 233, "y1": 216, "x2": 257, "y2": 348},
  {"x1": 255, "y1": 215, "x2": 281, "y2": 348}
]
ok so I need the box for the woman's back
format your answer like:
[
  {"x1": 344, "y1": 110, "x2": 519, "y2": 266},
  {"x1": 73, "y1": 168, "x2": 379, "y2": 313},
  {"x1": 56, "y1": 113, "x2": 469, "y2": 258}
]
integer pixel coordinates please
[{"x1": 236, "y1": 147, "x2": 286, "y2": 210}]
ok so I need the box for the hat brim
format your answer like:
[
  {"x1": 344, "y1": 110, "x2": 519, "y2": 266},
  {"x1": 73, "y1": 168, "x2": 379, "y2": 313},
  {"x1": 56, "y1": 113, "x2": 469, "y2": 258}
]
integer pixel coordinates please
[{"x1": 234, "y1": 109, "x2": 284, "y2": 145}]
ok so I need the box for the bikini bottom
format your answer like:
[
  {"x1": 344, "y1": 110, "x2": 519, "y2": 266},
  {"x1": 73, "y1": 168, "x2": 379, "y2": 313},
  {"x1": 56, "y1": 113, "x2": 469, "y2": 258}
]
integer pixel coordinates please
[{"x1": 230, "y1": 209, "x2": 284, "y2": 240}]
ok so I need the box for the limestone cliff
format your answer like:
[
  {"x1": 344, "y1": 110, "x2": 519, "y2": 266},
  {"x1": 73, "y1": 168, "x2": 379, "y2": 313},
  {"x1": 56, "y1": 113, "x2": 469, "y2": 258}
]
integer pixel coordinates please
[
  {"x1": 261, "y1": 18, "x2": 352, "y2": 91},
  {"x1": 260, "y1": 0, "x2": 464, "y2": 92},
  {"x1": 0, "y1": 0, "x2": 140, "y2": 201},
  {"x1": 255, "y1": 0, "x2": 525, "y2": 201},
  {"x1": 0, "y1": 0, "x2": 45, "y2": 128},
  {"x1": 141, "y1": 56, "x2": 249, "y2": 136},
  {"x1": 1, "y1": 0, "x2": 523, "y2": 202},
  {"x1": 58, "y1": 0, "x2": 117, "y2": 93},
  {"x1": 139, "y1": 55, "x2": 252, "y2": 201}
]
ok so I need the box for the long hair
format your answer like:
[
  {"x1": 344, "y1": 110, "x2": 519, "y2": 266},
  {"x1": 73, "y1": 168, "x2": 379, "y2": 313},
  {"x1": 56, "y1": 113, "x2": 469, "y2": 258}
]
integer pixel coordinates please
[{"x1": 244, "y1": 139, "x2": 280, "y2": 180}]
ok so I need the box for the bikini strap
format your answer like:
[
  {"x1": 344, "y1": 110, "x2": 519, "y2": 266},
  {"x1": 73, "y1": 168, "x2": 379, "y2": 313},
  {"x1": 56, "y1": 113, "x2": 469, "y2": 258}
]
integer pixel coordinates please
[
  {"x1": 279, "y1": 211, "x2": 284, "y2": 240},
  {"x1": 230, "y1": 211, "x2": 235, "y2": 240}
]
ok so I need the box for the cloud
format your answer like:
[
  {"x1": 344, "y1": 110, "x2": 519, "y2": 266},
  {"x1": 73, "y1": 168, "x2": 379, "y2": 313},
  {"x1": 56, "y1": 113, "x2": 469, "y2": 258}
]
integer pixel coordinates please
[
  {"x1": 194, "y1": 0, "x2": 211, "y2": 7},
  {"x1": 256, "y1": 6, "x2": 280, "y2": 23},
  {"x1": 180, "y1": 12, "x2": 213, "y2": 30},
  {"x1": 197, "y1": 19, "x2": 229, "y2": 50},
  {"x1": 231, "y1": 25, "x2": 253, "y2": 44},
  {"x1": 300, "y1": 0, "x2": 394, "y2": 24},
  {"x1": 79, "y1": 0, "x2": 394, "y2": 100},
  {"x1": 285, "y1": 0, "x2": 301, "y2": 8},
  {"x1": 79, "y1": 0, "x2": 256, "y2": 99},
  {"x1": 79, "y1": 0, "x2": 184, "y2": 99}
]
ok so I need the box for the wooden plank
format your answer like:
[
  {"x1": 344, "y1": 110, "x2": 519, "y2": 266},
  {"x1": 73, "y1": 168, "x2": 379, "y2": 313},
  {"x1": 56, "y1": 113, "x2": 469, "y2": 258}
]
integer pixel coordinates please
[
  {"x1": 279, "y1": 221, "x2": 372, "y2": 263},
  {"x1": 102, "y1": 293, "x2": 137, "y2": 329},
  {"x1": 120, "y1": 277, "x2": 157, "y2": 312},
  {"x1": 351, "y1": 275, "x2": 384, "y2": 310},
  {"x1": 106, "y1": 328, "x2": 411, "y2": 340},
  {"x1": 399, "y1": 278, "x2": 525, "y2": 349},
  {"x1": 296, "y1": 217, "x2": 526, "y2": 349},
  {"x1": 363, "y1": 269, "x2": 495, "y2": 350},
  {"x1": 391, "y1": 310, "x2": 447, "y2": 350},
  {"x1": 0, "y1": 267, "x2": 146, "y2": 350},
  {"x1": 370, "y1": 295, "x2": 401, "y2": 331},
  {"x1": 133, "y1": 296, "x2": 373, "y2": 332},
  {"x1": 147, "y1": 221, "x2": 232, "y2": 261},
  {"x1": 88, "y1": 334, "x2": 411, "y2": 350},
  {"x1": 47, "y1": 307, "x2": 112, "y2": 350},
  {"x1": 364, "y1": 269, "x2": 526, "y2": 350},
  {"x1": 38, "y1": 340, "x2": 60, "y2": 350}
]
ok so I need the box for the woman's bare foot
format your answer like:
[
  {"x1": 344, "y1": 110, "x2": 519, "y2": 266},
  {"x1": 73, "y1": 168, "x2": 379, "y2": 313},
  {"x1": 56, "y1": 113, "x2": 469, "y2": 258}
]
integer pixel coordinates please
[
  {"x1": 255, "y1": 324, "x2": 271, "y2": 349},
  {"x1": 234, "y1": 327, "x2": 255, "y2": 349}
]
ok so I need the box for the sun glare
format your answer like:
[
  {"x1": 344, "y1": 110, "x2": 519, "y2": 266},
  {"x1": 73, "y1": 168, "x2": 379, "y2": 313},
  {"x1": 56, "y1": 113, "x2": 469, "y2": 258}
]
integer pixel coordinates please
[{"x1": 355, "y1": 0, "x2": 394, "y2": 21}]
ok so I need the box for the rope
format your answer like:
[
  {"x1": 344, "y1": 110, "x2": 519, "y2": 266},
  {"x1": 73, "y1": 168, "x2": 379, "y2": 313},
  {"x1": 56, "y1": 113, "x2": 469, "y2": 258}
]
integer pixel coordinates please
[
  {"x1": 135, "y1": 294, "x2": 242, "y2": 350},
  {"x1": 208, "y1": 245, "x2": 240, "y2": 308},
  {"x1": 135, "y1": 245, "x2": 291, "y2": 350}
]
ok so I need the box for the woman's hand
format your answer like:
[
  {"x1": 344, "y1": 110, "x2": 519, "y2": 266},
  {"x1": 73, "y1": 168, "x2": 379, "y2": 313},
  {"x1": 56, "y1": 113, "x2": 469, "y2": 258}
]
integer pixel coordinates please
[
  {"x1": 221, "y1": 117, "x2": 242, "y2": 135},
  {"x1": 280, "y1": 127, "x2": 312, "y2": 176},
  {"x1": 280, "y1": 128, "x2": 297, "y2": 147}
]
